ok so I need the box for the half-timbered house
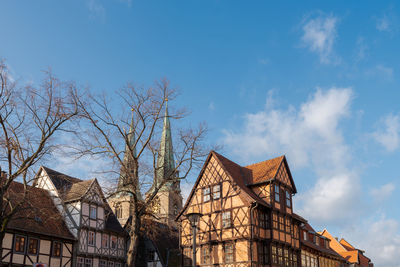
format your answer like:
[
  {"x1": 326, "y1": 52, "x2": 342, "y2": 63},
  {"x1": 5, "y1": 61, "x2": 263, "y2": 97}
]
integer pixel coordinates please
[
  {"x1": 33, "y1": 167, "x2": 127, "y2": 267},
  {"x1": 319, "y1": 230, "x2": 373, "y2": 267},
  {"x1": 177, "y1": 151, "x2": 304, "y2": 267},
  {"x1": 300, "y1": 223, "x2": 347, "y2": 267},
  {"x1": 1, "y1": 177, "x2": 74, "y2": 267}
]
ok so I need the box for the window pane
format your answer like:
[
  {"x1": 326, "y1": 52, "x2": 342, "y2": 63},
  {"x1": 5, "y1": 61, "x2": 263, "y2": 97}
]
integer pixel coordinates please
[
  {"x1": 90, "y1": 206, "x2": 97, "y2": 219},
  {"x1": 28, "y1": 238, "x2": 38, "y2": 254},
  {"x1": 15, "y1": 236, "x2": 26, "y2": 252},
  {"x1": 213, "y1": 185, "x2": 221, "y2": 199}
]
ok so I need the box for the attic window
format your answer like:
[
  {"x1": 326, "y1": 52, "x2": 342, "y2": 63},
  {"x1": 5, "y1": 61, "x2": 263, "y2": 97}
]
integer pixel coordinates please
[
  {"x1": 285, "y1": 191, "x2": 291, "y2": 208},
  {"x1": 90, "y1": 205, "x2": 97, "y2": 219},
  {"x1": 213, "y1": 184, "x2": 221, "y2": 199},
  {"x1": 203, "y1": 187, "x2": 211, "y2": 202}
]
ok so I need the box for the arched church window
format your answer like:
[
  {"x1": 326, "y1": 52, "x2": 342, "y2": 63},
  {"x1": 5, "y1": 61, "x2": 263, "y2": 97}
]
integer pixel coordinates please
[{"x1": 115, "y1": 203, "x2": 123, "y2": 219}]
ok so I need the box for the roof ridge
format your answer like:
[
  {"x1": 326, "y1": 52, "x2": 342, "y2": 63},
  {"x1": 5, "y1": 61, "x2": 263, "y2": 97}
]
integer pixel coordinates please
[{"x1": 244, "y1": 155, "x2": 285, "y2": 168}]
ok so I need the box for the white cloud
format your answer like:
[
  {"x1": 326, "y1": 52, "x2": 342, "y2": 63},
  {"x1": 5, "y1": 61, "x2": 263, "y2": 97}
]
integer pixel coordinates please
[
  {"x1": 366, "y1": 64, "x2": 394, "y2": 81},
  {"x1": 301, "y1": 14, "x2": 339, "y2": 64},
  {"x1": 370, "y1": 183, "x2": 395, "y2": 203},
  {"x1": 373, "y1": 114, "x2": 400, "y2": 152},
  {"x1": 86, "y1": 0, "x2": 106, "y2": 20},
  {"x1": 343, "y1": 217, "x2": 400, "y2": 267},
  {"x1": 208, "y1": 102, "x2": 215, "y2": 111},
  {"x1": 223, "y1": 87, "x2": 359, "y2": 223}
]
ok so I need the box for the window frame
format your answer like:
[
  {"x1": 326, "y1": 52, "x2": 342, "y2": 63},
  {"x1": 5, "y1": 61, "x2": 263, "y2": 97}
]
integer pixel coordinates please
[
  {"x1": 274, "y1": 184, "x2": 280, "y2": 202},
  {"x1": 88, "y1": 231, "x2": 95, "y2": 247},
  {"x1": 85, "y1": 258, "x2": 93, "y2": 267},
  {"x1": 224, "y1": 242, "x2": 234, "y2": 263},
  {"x1": 222, "y1": 211, "x2": 232, "y2": 228},
  {"x1": 201, "y1": 245, "x2": 211, "y2": 265},
  {"x1": 102, "y1": 234, "x2": 109, "y2": 248},
  {"x1": 203, "y1": 187, "x2": 211, "y2": 202},
  {"x1": 212, "y1": 184, "x2": 221, "y2": 200},
  {"x1": 14, "y1": 235, "x2": 26, "y2": 253},
  {"x1": 51, "y1": 241, "x2": 62, "y2": 257},
  {"x1": 100, "y1": 260, "x2": 107, "y2": 267},
  {"x1": 111, "y1": 235, "x2": 117, "y2": 249},
  {"x1": 28, "y1": 237, "x2": 39, "y2": 255},
  {"x1": 89, "y1": 205, "x2": 97, "y2": 220},
  {"x1": 77, "y1": 257, "x2": 85, "y2": 267},
  {"x1": 285, "y1": 190, "x2": 291, "y2": 208}
]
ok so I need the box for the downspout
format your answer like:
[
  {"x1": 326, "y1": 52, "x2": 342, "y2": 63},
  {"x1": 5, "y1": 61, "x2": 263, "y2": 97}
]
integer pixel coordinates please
[{"x1": 250, "y1": 202, "x2": 258, "y2": 267}]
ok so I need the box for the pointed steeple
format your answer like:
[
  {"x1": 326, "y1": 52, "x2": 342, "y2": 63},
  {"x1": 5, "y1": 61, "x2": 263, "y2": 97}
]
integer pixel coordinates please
[
  {"x1": 118, "y1": 110, "x2": 142, "y2": 199},
  {"x1": 155, "y1": 100, "x2": 177, "y2": 191}
]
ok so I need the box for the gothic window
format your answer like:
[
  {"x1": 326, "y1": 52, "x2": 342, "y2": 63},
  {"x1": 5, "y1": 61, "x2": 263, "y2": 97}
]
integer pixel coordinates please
[
  {"x1": 52, "y1": 241, "x2": 62, "y2": 257},
  {"x1": 212, "y1": 184, "x2": 221, "y2": 199},
  {"x1": 90, "y1": 205, "x2": 97, "y2": 219},
  {"x1": 28, "y1": 238, "x2": 39, "y2": 255},
  {"x1": 224, "y1": 243, "x2": 234, "y2": 263},
  {"x1": 14, "y1": 235, "x2": 26, "y2": 253},
  {"x1": 274, "y1": 184, "x2": 280, "y2": 202},
  {"x1": 203, "y1": 187, "x2": 211, "y2": 202},
  {"x1": 102, "y1": 234, "x2": 109, "y2": 248},
  {"x1": 88, "y1": 231, "x2": 95, "y2": 246},
  {"x1": 152, "y1": 197, "x2": 161, "y2": 213},
  {"x1": 173, "y1": 204, "x2": 179, "y2": 215},
  {"x1": 222, "y1": 211, "x2": 231, "y2": 228},
  {"x1": 115, "y1": 204, "x2": 122, "y2": 219}
]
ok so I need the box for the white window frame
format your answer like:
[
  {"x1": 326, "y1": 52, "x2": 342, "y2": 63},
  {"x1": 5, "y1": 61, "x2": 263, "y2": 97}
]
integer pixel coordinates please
[
  {"x1": 222, "y1": 211, "x2": 231, "y2": 228},
  {"x1": 203, "y1": 187, "x2": 211, "y2": 202},
  {"x1": 77, "y1": 257, "x2": 85, "y2": 267},
  {"x1": 85, "y1": 258, "x2": 93, "y2": 267},
  {"x1": 212, "y1": 184, "x2": 221, "y2": 199}
]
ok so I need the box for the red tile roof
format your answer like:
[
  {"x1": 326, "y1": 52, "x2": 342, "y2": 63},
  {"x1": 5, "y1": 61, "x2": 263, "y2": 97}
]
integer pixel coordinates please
[{"x1": 6, "y1": 181, "x2": 75, "y2": 240}]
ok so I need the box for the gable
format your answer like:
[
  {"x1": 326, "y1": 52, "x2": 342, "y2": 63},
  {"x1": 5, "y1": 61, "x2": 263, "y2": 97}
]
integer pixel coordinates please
[
  {"x1": 275, "y1": 159, "x2": 296, "y2": 192},
  {"x1": 81, "y1": 180, "x2": 105, "y2": 205}
]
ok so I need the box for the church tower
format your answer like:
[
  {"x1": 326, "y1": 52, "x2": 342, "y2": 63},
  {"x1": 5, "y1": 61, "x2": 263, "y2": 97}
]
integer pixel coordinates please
[
  {"x1": 147, "y1": 101, "x2": 182, "y2": 226},
  {"x1": 109, "y1": 111, "x2": 141, "y2": 227}
]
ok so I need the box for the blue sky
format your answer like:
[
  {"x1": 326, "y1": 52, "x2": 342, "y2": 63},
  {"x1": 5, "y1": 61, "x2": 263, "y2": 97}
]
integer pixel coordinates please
[{"x1": 2, "y1": 1, "x2": 400, "y2": 265}]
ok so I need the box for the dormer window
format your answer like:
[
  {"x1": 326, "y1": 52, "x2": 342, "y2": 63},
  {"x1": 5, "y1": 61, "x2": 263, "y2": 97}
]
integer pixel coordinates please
[
  {"x1": 303, "y1": 231, "x2": 307, "y2": 241},
  {"x1": 285, "y1": 191, "x2": 291, "y2": 208},
  {"x1": 90, "y1": 205, "x2": 97, "y2": 219},
  {"x1": 274, "y1": 184, "x2": 280, "y2": 202}
]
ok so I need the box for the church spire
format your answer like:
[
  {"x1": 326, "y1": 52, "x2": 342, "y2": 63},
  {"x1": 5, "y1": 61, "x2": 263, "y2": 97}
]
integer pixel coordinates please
[
  {"x1": 155, "y1": 100, "x2": 177, "y2": 191},
  {"x1": 118, "y1": 109, "x2": 141, "y2": 199}
]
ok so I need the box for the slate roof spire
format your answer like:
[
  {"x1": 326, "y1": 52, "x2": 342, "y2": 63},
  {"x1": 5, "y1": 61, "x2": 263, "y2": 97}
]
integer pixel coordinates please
[
  {"x1": 155, "y1": 99, "x2": 176, "y2": 191},
  {"x1": 118, "y1": 109, "x2": 142, "y2": 199}
]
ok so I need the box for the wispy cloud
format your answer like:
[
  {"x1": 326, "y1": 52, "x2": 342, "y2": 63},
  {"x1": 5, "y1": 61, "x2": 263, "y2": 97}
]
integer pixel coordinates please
[
  {"x1": 366, "y1": 64, "x2": 394, "y2": 81},
  {"x1": 370, "y1": 183, "x2": 395, "y2": 203},
  {"x1": 301, "y1": 14, "x2": 340, "y2": 64},
  {"x1": 87, "y1": 0, "x2": 106, "y2": 21},
  {"x1": 373, "y1": 113, "x2": 400, "y2": 152}
]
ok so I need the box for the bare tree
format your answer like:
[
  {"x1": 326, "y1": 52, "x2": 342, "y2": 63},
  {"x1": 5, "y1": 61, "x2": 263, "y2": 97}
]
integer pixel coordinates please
[
  {"x1": 0, "y1": 60, "x2": 80, "y2": 256},
  {"x1": 74, "y1": 79, "x2": 211, "y2": 266}
]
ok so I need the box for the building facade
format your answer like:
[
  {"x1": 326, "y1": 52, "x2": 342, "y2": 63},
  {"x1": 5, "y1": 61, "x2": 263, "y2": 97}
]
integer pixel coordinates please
[
  {"x1": 177, "y1": 151, "x2": 354, "y2": 267},
  {"x1": 33, "y1": 167, "x2": 127, "y2": 267},
  {"x1": 1, "y1": 178, "x2": 74, "y2": 267}
]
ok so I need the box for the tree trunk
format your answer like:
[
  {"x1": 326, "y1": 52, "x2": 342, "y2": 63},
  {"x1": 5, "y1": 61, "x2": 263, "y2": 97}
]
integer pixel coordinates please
[{"x1": 127, "y1": 213, "x2": 141, "y2": 267}]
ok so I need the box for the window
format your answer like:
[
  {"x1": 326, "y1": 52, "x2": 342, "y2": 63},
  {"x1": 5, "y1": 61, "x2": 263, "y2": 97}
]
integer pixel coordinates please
[
  {"x1": 258, "y1": 242, "x2": 269, "y2": 264},
  {"x1": 183, "y1": 247, "x2": 192, "y2": 266},
  {"x1": 286, "y1": 191, "x2": 291, "y2": 207},
  {"x1": 325, "y1": 240, "x2": 329, "y2": 249},
  {"x1": 147, "y1": 250, "x2": 155, "y2": 262},
  {"x1": 271, "y1": 245, "x2": 277, "y2": 264},
  {"x1": 115, "y1": 204, "x2": 122, "y2": 219},
  {"x1": 272, "y1": 213, "x2": 278, "y2": 229},
  {"x1": 279, "y1": 216, "x2": 284, "y2": 231},
  {"x1": 115, "y1": 263, "x2": 121, "y2": 267},
  {"x1": 212, "y1": 184, "x2": 221, "y2": 199},
  {"x1": 284, "y1": 248, "x2": 289, "y2": 267},
  {"x1": 259, "y1": 211, "x2": 266, "y2": 229},
  {"x1": 203, "y1": 187, "x2": 211, "y2": 202},
  {"x1": 88, "y1": 231, "x2": 95, "y2": 246},
  {"x1": 285, "y1": 217, "x2": 291, "y2": 234},
  {"x1": 52, "y1": 241, "x2": 62, "y2": 257},
  {"x1": 274, "y1": 184, "x2": 280, "y2": 202},
  {"x1": 85, "y1": 258, "x2": 92, "y2": 267},
  {"x1": 294, "y1": 225, "x2": 299, "y2": 239},
  {"x1": 77, "y1": 257, "x2": 85, "y2": 267},
  {"x1": 292, "y1": 252, "x2": 298, "y2": 267},
  {"x1": 278, "y1": 247, "x2": 283, "y2": 265},
  {"x1": 224, "y1": 243, "x2": 234, "y2": 263},
  {"x1": 102, "y1": 234, "x2": 109, "y2": 248},
  {"x1": 201, "y1": 246, "x2": 210, "y2": 264},
  {"x1": 28, "y1": 238, "x2": 39, "y2": 254},
  {"x1": 111, "y1": 236, "x2": 117, "y2": 249},
  {"x1": 108, "y1": 261, "x2": 114, "y2": 267},
  {"x1": 14, "y1": 235, "x2": 26, "y2": 253},
  {"x1": 222, "y1": 211, "x2": 231, "y2": 228},
  {"x1": 90, "y1": 206, "x2": 97, "y2": 219},
  {"x1": 303, "y1": 231, "x2": 307, "y2": 241},
  {"x1": 100, "y1": 260, "x2": 107, "y2": 267}
]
